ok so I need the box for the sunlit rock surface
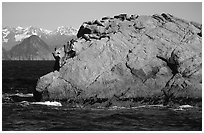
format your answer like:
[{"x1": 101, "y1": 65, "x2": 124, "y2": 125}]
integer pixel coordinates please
[{"x1": 35, "y1": 13, "x2": 202, "y2": 107}]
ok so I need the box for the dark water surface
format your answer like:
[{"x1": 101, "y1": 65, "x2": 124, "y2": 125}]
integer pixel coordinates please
[
  {"x1": 2, "y1": 61, "x2": 202, "y2": 131},
  {"x1": 2, "y1": 61, "x2": 55, "y2": 94}
]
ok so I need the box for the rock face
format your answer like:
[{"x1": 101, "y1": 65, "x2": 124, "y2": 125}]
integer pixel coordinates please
[{"x1": 35, "y1": 13, "x2": 202, "y2": 107}]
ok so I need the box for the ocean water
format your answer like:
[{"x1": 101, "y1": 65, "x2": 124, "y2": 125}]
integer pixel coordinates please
[{"x1": 2, "y1": 61, "x2": 202, "y2": 131}]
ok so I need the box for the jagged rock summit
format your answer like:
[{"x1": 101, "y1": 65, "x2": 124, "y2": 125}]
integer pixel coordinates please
[{"x1": 35, "y1": 13, "x2": 202, "y2": 107}]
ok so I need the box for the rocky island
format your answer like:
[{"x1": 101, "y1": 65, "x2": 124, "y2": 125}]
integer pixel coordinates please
[{"x1": 34, "y1": 13, "x2": 202, "y2": 108}]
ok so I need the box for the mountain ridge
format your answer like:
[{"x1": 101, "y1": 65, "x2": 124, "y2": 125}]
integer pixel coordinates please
[
  {"x1": 2, "y1": 26, "x2": 78, "y2": 51},
  {"x1": 8, "y1": 35, "x2": 53, "y2": 60}
]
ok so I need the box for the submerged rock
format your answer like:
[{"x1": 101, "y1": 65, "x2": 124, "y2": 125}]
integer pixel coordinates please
[{"x1": 35, "y1": 13, "x2": 202, "y2": 107}]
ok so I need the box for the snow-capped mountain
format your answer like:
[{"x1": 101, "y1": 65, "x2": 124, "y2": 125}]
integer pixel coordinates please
[{"x1": 2, "y1": 26, "x2": 78, "y2": 51}]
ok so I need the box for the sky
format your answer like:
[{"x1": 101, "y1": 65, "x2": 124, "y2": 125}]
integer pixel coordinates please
[{"x1": 2, "y1": 2, "x2": 202, "y2": 31}]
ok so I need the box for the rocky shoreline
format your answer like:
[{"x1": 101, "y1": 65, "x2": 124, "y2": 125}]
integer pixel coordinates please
[
  {"x1": 3, "y1": 92, "x2": 202, "y2": 109},
  {"x1": 34, "y1": 13, "x2": 202, "y2": 108}
]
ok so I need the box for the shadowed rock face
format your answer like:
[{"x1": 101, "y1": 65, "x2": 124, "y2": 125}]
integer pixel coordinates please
[{"x1": 35, "y1": 13, "x2": 202, "y2": 107}]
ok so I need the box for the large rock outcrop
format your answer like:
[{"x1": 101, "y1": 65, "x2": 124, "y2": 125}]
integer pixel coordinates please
[{"x1": 35, "y1": 13, "x2": 202, "y2": 107}]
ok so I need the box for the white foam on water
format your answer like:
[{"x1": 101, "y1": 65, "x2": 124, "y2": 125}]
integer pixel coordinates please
[
  {"x1": 173, "y1": 108, "x2": 184, "y2": 111},
  {"x1": 131, "y1": 104, "x2": 164, "y2": 109},
  {"x1": 179, "y1": 105, "x2": 193, "y2": 108},
  {"x1": 31, "y1": 101, "x2": 62, "y2": 107},
  {"x1": 104, "y1": 104, "x2": 165, "y2": 110},
  {"x1": 108, "y1": 106, "x2": 127, "y2": 110},
  {"x1": 14, "y1": 93, "x2": 33, "y2": 97},
  {"x1": 3, "y1": 93, "x2": 34, "y2": 98},
  {"x1": 19, "y1": 101, "x2": 30, "y2": 106},
  {"x1": 172, "y1": 105, "x2": 194, "y2": 111}
]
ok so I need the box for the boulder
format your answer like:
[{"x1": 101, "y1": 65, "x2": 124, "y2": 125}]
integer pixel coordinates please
[
  {"x1": 114, "y1": 14, "x2": 128, "y2": 21},
  {"x1": 35, "y1": 13, "x2": 202, "y2": 107}
]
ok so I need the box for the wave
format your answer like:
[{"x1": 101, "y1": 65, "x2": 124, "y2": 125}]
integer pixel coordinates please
[
  {"x1": 3, "y1": 93, "x2": 33, "y2": 97},
  {"x1": 18, "y1": 101, "x2": 62, "y2": 107},
  {"x1": 3, "y1": 93, "x2": 62, "y2": 107},
  {"x1": 172, "y1": 105, "x2": 193, "y2": 111},
  {"x1": 106, "y1": 104, "x2": 194, "y2": 111},
  {"x1": 3, "y1": 93, "x2": 194, "y2": 110},
  {"x1": 13, "y1": 93, "x2": 33, "y2": 97},
  {"x1": 105, "y1": 104, "x2": 165, "y2": 110},
  {"x1": 31, "y1": 101, "x2": 62, "y2": 106},
  {"x1": 3, "y1": 93, "x2": 35, "y2": 103},
  {"x1": 131, "y1": 104, "x2": 164, "y2": 109}
]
